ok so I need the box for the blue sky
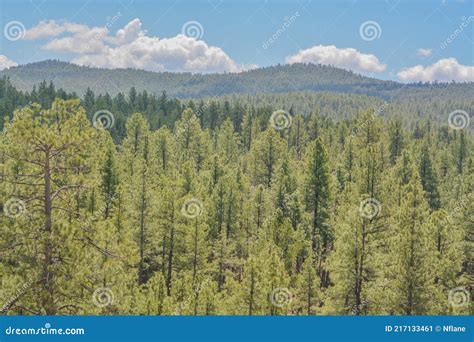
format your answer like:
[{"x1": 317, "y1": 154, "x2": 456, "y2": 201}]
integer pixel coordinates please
[{"x1": 0, "y1": 0, "x2": 472, "y2": 81}]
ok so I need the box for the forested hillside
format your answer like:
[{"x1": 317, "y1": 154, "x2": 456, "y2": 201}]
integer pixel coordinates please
[
  {"x1": 0, "y1": 60, "x2": 390, "y2": 98},
  {"x1": 0, "y1": 88, "x2": 472, "y2": 315},
  {"x1": 2, "y1": 60, "x2": 473, "y2": 100},
  {"x1": 1, "y1": 77, "x2": 472, "y2": 139}
]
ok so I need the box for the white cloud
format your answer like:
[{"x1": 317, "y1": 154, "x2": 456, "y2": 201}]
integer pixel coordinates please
[
  {"x1": 23, "y1": 20, "x2": 88, "y2": 40},
  {"x1": 285, "y1": 45, "x2": 386, "y2": 73},
  {"x1": 43, "y1": 26, "x2": 109, "y2": 54},
  {"x1": 107, "y1": 18, "x2": 144, "y2": 45},
  {"x1": 416, "y1": 48, "x2": 432, "y2": 57},
  {"x1": 24, "y1": 18, "x2": 254, "y2": 73},
  {"x1": 23, "y1": 20, "x2": 65, "y2": 40},
  {"x1": 397, "y1": 58, "x2": 474, "y2": 82},
  {"x1": 0, "y1": 55, "x2": 18, "y2": 70}
]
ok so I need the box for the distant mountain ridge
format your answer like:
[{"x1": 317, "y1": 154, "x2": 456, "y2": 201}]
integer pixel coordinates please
[
  {"x1": 1, "y1": 60, "x2": 472, "y2": 100},
  {"x1": 0, "y1": 60, "x2": 394, "y2": 97}
]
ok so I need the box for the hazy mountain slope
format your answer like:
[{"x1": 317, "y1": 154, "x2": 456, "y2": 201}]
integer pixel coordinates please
[
  {"x1": 2, "y1": 60, "x2": 472, "y2": 102},
  {"x1": 0, "y1": 60, "x2": 396, "y2": 98}
]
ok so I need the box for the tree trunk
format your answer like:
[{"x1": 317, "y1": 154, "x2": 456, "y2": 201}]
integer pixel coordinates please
[{"x1": 42, "y1": 149, "x2": 56, "y2": 315}]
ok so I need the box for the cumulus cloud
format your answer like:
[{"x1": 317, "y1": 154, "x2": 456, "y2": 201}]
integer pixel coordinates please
[
  {"x1": 107, "y1": 18, "x2": 144, "y2": 45},
  {"x1": 43, "y1": 26, "x2": 109, "y2": 55},
  {"x1": 397, "y1": 58, "x2": 474, "y2": 82},
  {"x1": 0, "y1": 55, "x2": 18, "y2": 70},
  {"x1": 24, "y1": 18, "x2": 253, "y2": 73},
  {"x1": 285, "y1": 45, "x2": 386, "y2": 73},
  {"x1": 416, "y1": 48, "x2": 432, "y2": 57},
  {"x1": 23, "y1": 20, "x2": 88, "y2": 40}
]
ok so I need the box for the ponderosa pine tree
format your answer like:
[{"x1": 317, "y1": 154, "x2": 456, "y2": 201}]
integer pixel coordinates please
[
  {"x1": 241, "y1": 110, "x2": 258, "y2": 151},
  {"x1": 456, "y1": 130, "x2": 467, "y2": 175},
  {"x1": 419, "y1": 143, "x2": 441, "y2": 210},
  {"x1": 273, "y1": 156, "x2": 302, "y2": 229},
  {"x1": 382, "y1": 164, "x2": 439, "y2": 315},
  {"x1": 389, "y1": 118, "x2": 404, "y2": 165},
  {"x1": 0, "y1": 100, "x2": 102, "y2": 314},
  {"x1": 175, "y1": 108, "x2": 209, "y2": 170},
  {"x1": 289, "y1": 114, "x2": 306, "y2": 159},
  {"x1": 100, "y1": 140, "x2": 118, "y2": 219},
  {"x1": 250, "y1": 128, "x2": 286, "y2": 187},
  {"x1": 304, "y1": 137, "x2": 331, "y2": 287},
  {"x1": 156, "y1": 180, "x2": 181, "y2": 295},
  {"x1": 294, "y1": 249, "x2": 319, "y2": 315},
  {"x1": 119, "y1": 113, "x2": 155, "y2": 285}
]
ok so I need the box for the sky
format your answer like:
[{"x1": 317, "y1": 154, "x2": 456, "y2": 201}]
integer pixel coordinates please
[{"x1": 0, "y1": 0, "x2": 473, "y2": 82}]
